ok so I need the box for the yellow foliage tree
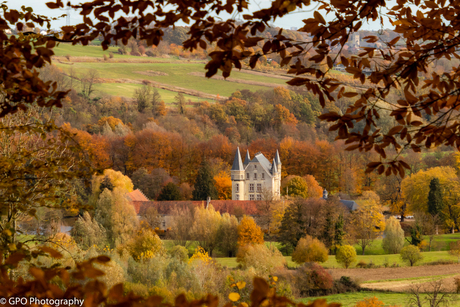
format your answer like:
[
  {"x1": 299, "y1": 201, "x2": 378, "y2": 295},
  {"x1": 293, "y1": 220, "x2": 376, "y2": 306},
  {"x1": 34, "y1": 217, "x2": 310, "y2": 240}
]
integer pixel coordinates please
[
  {"x1": 97, "y1": 116, "x2": 124, "y2": 130},
  {"x1": 127, "y1": 228, "x2": 164, "y2": 261},
  {"x1": 348, "y1": 199, "x2": 385, "y2": 255},
  {"x1": 92, "y1": 169, "x2": 134, "y2": 196},
  {"x1": 402, "y1": 166, "x2": 460, "y2": 230},
  {"x1": 237, "y1": 216, "x2": 264, "y2": 246},
  {"x1": 190, "y1": 205, "x2": 222, "y2": 256},
  {"x1": 292, "y1": 235, "x2": 328, "y2": 264},
  {"x1": 214, "y1": 171, "x2": 232, "y2": 200}
]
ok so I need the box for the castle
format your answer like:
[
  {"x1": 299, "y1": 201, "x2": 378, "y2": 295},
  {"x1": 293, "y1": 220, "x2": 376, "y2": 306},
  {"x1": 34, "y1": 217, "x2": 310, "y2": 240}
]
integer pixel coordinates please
[{"x1": 231, "y1": 148, "x2": 281, "y2": 201}]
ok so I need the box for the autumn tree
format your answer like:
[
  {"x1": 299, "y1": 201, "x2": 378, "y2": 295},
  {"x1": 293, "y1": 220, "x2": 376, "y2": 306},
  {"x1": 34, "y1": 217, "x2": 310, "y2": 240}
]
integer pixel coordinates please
[
  {"x1": 237, "y1": 216, "x2": 264, "y2": 247},
  {"x1": 0, "y1": 107, "x2": 89, "y2": 253},
  {"x1": 402, "y1": 167, "x2": 460, "y2": 231},
  {"x1": 284, "y1": 176, "x2": 308, "y2": 198},
  {"x1": 174, "y1": 93, "x2": 186, "y2": 115},
  {"x1": 400, "y1": 245, "x2": 423, "y2": 267},
  {"x1": 449, "y1": 241, "x2": 460, "y2": 263},
  {"x1": 292, "y1": 235, "x2": 328, "y2": 264},
  {"x1": 347, "y1": 199, "x2": 385, "y2": 255},
  {"x1": 213, "y1": 171, "x2": 232, "y2": 200},
  {"x1": 71, "y1": 211, "x2": 107, "y2": 249},
  {"x1": 192, "y1": 159, "x2": 218, "y2": 201},
  {"x1": 190, "y1": 205, "x2": 222, "y2": 256},
  {"x1": 142, "y1": 207, "x2": 161, "y2": 229},
  {"x1": 335, "y1": 245, "x2": 357, "y2": 269},
  {"x1": 382, "y1": 217, "x2": 404, "y2": 254},
  {"x1": 94, "y1": 188, "x2": 139, "y2": 247},
  {"x1": 169, "y1": 205, "x2": 195, "y2": 247}
]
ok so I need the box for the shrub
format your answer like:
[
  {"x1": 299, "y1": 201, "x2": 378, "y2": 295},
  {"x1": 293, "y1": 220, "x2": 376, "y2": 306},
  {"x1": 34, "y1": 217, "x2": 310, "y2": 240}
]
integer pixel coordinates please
[
  {"x1": 103, "y1": 54, "x2": 108, "y2": 61},
  {"x1": 354, "y1": 296, "x2": 384, "y2": 307},
  {"x1": 292, "y1": 235, "x2": 328, "y2": 264},
  {"x1": 127, "y1": 228, "x2": 164, "y2": 261},
  {"x1": 109, "y1": 52, "x2": 114, "y2": 58},
  {"x1": 145, "y1": 50, "x2": 155, "y2": 57},
  {"x1": 333, "y1": 276, "x2": 360, "y2": 294},
  {"x1": 400, "y1": 245, "x2": 423, "y2": 266},
  {"x1": 295, "y1": 263, "x2": 333, "y2": 296},
  {"x1": 168, "y1": 245, "x2": 189, "y2": 263},
  {"x1": 356, "y1": 260, "x2": 367, "y2": 268},
  {"x1": 454, "y1": 277, "x2": 460, "y2": 293},
  {"x1": 236, "y1": 244, "x2": 286, "y2": 274},
  {"x1": 336, "y1": 245, "x2": 357, "y2": 268},
  {"x1": 124, "y1": 282, "x2": 149, "y2": 297}
]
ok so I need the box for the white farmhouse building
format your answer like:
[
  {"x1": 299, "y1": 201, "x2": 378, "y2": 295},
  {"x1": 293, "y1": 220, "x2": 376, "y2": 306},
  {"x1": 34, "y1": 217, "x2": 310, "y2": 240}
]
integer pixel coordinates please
[{"x1": 231, "y1": 147, "x2": 281, "y2": 201}]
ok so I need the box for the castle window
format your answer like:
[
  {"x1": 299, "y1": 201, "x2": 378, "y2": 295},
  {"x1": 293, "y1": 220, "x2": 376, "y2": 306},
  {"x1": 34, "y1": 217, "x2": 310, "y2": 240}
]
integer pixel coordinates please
[
  {"x1": 163, "y1": 220, "x2": 166, "y2": 228},
  {"x1": 254, "y1": 165, "x2": 257, "y2": 169},
  {"x1": 257, "y1": 194, "x2": 262, "y2": 200},
  {"x1": 249, "y1": 183, "x2": 254, "y2": 192},
  {"x1": 254, "y1": 173, "x2": 257, "y2": 179},
  {"x1": 236, "y1": 194, "x2": 239, "y2": 200},
  {"x1": 250, "y1": 194, "x2": 255, "y2": 200},
  {"x1": 246, "y1": 173, "x2": 249, "y2": 179},
  {"x1": 261, "y1": 173, "x2": 265, "y2": 180},
  {"x1": 236, "y1": 183, "x2": 239, "y2": 192},
  {"x1": 257, "y1": 184, "x2": 262, "y2": 192}
]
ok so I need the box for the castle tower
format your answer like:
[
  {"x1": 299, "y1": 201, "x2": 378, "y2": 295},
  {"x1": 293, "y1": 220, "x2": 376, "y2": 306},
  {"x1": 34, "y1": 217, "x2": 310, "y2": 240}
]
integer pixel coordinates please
[
  {"x1": 231, "y1": 147, "x2": 245, "y2": 200},
  {"x1": 275, "y1": 150, "x2": 281, "y2": 175}
]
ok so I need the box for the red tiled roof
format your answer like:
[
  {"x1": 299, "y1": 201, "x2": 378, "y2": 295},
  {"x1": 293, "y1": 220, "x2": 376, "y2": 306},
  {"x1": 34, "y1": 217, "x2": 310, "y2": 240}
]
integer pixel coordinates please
[
  {"x1": 125, "y1": 189, "x2": 149, "y2": 202},
  {"x1": 131, "y1": 200, "x2": 260, "y2": 216}
]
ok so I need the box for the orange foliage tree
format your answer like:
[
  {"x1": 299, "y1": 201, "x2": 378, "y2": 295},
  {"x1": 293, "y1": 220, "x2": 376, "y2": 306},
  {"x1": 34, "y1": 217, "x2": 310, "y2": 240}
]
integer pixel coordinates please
[
  {"x1": 237, "y1": 216, "x2": 264, "y2": 246},
  {"x1": 213, "y1": 171, "x2": 232, "y2": 200}
]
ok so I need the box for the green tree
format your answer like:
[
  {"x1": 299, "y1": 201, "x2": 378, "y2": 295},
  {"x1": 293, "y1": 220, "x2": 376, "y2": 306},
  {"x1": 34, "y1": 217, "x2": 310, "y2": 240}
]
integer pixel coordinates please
[
  {"x1": 335, "y1": 245, "x2": 357, "y2": 269},
  {"x1": 277, "y1": 199, "x2": 307, "y2": 254},
  {"x1": 216, "y1": 213, "x2": 239, "y2": 257},
  {"x1": 192, "y1": 159, "x2": 218, "y2": 201},
  {"x1": 134, "y1": 85, "x2": 152, "y2": 113},
  {"x1": 190, "y1": 204, "x2": 222, "y2": 256},
  {"x1": 284, "y1": 176, "x2": 308, "y2": 198},
  {"x1": 157, "y1": 182, "x2": 182, "y2": 201},
  {"x1": 382, "y1": 217, "x2": 405, "y2": 254},
  {"x1": 174, "y1": 92, "x2": 186, "y2": 115},
  {"x1": 400, "y1": 245, "x2": 423, "y2": 267},
  {"x1": 427, "y1": 178, "x2": 444, "y2": 217},
  {"x1": 71, "y1": 211, "x2": 107, "y2": 249},
  {"x1": 94, "y1": 188, "x2": 139, "y2": 247},
  {"x1": 292, "y1": 235, "x2": 328, "y2": 264},
  {"x1": 99, "y1": 175, "x2": 114, "y2": 192}
]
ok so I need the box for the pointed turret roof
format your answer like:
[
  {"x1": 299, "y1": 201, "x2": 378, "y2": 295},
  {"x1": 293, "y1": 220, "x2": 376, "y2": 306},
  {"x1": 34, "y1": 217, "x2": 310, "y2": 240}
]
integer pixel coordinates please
[
  {"x1": 244, "y1": 150, "x2": 251, "y2": 166},
  {"x1": 275, "y1": 150, "x2": 281, "y2": 165},
  {"x1": 271, "y1": 158, "x2": 278, "y2": 174},
  {"x1": 231, "y1": 147, "x2": 244, "y2": 171}
]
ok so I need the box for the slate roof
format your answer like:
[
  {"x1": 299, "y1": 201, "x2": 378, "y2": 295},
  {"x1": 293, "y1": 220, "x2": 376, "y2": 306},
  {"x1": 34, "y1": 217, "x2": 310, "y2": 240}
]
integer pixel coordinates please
[
  {"x1": 340, "y1": 200, "x2": 358, "y2": 211},
  {"x1": 244, "y1": 150, "x2": 251, "y2": 167},
  {"x1": 270, "y1": 158, "x2": 277, "y2": 174},
  {"x1": 125, "y1": 189, "x2": 149, "y2": 202},
  {"x1": 131, "y1": 200, "x2": 260, "y2": 216},
  {"x1": 275, "y1": 150, "x2": 281, "y2": 165},
  {"x1": 231, "y1": 147, "x2": 244, "y2": 171},
  {"x1": 251, "y1": 152, "x2": 273, "y2": 174}
]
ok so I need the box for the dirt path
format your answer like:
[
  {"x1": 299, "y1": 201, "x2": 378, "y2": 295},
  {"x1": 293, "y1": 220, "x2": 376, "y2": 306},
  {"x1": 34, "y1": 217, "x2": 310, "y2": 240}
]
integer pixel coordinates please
[
  {"x1": 329, "y1": 264, "x2": 460, "y2": 282},
  {"x1": 330, "y1": 264, "x2": 460, "y2": 292}
]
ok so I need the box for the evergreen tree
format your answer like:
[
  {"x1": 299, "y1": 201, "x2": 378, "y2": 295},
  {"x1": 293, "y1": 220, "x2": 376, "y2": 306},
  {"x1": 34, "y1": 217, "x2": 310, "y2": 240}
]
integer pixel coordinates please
[
  {"x1": 276, "y1": 199, "x2": 306, "y2": 255},
  {"x1": 427, "y1": 178, "x2": 443, "y2": 216},
  {"x1": 174, "y1": 92, "x2": 186, "y2": 114},
  {"x1": 333, "y1": 214, "x2": 345, "y2": 254},
  {"x1": 157, "y1": 182, "x2": 182, "y2": 201},
  {"x1": 192, "y1": 159, "x2": 218, "y2": 200}
]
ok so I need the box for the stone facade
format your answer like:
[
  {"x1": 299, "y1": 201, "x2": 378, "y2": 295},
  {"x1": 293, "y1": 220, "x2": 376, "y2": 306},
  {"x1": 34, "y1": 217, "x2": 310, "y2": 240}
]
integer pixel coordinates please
[{"x1": 230, "y1": 148, "x2": 281, "y2": 201}]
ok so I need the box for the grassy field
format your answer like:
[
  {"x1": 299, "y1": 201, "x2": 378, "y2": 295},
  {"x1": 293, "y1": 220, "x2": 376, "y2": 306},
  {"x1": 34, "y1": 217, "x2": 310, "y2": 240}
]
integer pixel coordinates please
[
  {"x1": 91, "y1": 82, "x2": 208, "y2": 103},
  {"x1": 213, "y1": 250, "x2": 459, "y2": 269},
  {"x1": 301, "y1": 291, "x2": 460, "y2": 307},
  {"x1": 55, "y1": 61, "x2": 285, "y2": 98}
]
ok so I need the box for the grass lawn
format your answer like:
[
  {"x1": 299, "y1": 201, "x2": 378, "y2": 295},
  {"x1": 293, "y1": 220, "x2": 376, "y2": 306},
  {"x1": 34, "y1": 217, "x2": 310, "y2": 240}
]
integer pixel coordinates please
[
  {"x1": 92, "y1": 82, "x2": 209, "y2": 103},
  {"x1": 214, "y1": 250, "x2": 458, "y2": 269},
  {"x1": 300, "y1": 291, "x2": 460, "y2": 307},
  {"x1": 55, "y1": 61, "x2": 286, "y2": 98}
]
